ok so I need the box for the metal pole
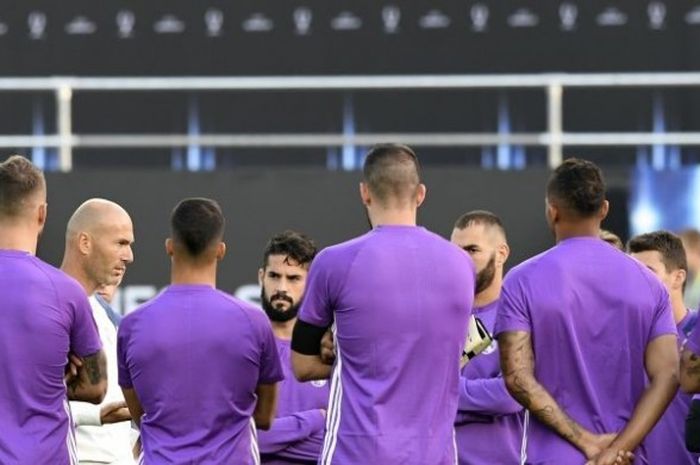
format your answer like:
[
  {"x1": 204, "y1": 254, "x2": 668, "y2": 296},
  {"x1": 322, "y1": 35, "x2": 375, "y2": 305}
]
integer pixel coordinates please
[
  {"x1": 56, "y1": 85, "x2": 73, "y2": 172},
  {"x1": 547, "y1": 83, "x2": 564, "y2": 169}
]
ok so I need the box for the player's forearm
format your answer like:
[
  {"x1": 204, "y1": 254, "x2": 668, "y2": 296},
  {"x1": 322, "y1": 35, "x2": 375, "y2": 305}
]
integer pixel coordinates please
[
  {"x1": 276, "y1": 429, "x2": 325, "y2": 462},
  {"x1": 257, "y1": 410, "x2": 325, "y2": 455},
  {"x1": 291, "y1": 352, "x2": 332, "y2": 381},
  {"x1": 504, "y1": 369, "x2": 591, "y2": 451},
  {"x1": 67, "y1": 351, "x2": 108, "y2": 404},
  {"x1": 69, "y1": 401, "x2": 102, "y2": 426},
  {"x1": 608, "y1": 368, "x2": 678, "y2": 452},
  {"x1": 500, "y1": 330, "x2": 592, "y2": 451},
  {"x1": 459, "y1": 376, "x2": 522, "y2": 416}
]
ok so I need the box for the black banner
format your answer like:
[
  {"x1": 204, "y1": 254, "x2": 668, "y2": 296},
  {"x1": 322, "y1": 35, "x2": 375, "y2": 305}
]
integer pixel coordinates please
[{"x1": 0, "y1": 1, "x2": 698, "y2": 76}]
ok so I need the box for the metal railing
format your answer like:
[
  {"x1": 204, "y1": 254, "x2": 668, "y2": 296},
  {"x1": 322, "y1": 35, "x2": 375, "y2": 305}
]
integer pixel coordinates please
[{"x1": 4, "y1": 72, "x2": 700, "y2": 171}]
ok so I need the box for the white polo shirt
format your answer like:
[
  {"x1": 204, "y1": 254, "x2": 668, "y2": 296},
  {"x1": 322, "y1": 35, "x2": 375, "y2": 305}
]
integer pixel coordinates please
[{"x1": 70, "y1": 295, "x2": 133, "y2": 465}]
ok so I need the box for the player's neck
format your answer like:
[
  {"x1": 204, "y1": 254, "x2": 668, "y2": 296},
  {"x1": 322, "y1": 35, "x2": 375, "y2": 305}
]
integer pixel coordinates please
[
  {"x1": 369, "y1": 208, "x2": 417, "y2": 227},
  {"x1": 271, "y1": 318, "x2": 295, "y2": 340},
  {"x1": 554, "y1": 223, "x2": 600, "y2": 242},
  {"x1": 474, "y1": 277, "x2": 502, "y2": 308},
  {"x1": 60, "y1": 257, "x2": 99, "y2": 295},
  {"x1": 170, "y1": 261, "x2": 217, "y2": 287},
  {"x1": 0, "y1": 224, "x2": 39, "y2": 255},
  {"x1": 670, "y1": 293, "x2": 688, "y2": 324}
]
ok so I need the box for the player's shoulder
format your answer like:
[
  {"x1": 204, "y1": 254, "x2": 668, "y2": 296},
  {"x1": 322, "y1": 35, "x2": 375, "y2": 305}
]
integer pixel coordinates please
[
  {"x1": 120, "y1": 287, "x2": 169, "y2": 326},
  {"x1": 623, "y1": 252, "x2": 668, "y2": 292},
  {"x1": 505, "y1": 247, "x2": 552, "y2": 283},
  {"x1": 311, "y1": 232, "x2": 372, "y2": 267},
  {"x1": 28, "y1": 256, "x2": 86, "y2": 300},
  {"x1": 213, "y1": 289, "x2": 270, "y2": 325}
]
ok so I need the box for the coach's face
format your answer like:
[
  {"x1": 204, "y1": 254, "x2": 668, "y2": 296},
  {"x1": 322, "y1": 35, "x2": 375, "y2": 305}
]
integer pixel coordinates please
[
  {"x1": 451, "y1": 223, "x2": 503, "y2": 294},
  {"x1": 259, "y1": 254, "x2": 309, "y2": 322},
  {"x1": 87, "y1": 213, "x2": 134, "y2": 287}
]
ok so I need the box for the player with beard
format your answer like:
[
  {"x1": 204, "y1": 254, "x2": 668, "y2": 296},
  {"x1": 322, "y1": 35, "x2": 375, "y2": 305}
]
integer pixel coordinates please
[
  {"x1": 450, "y1": 211, "x2": 524, "y2": 465},
  {"x1": 256, "y1": 231, "x2": 329, "y2": 465}
]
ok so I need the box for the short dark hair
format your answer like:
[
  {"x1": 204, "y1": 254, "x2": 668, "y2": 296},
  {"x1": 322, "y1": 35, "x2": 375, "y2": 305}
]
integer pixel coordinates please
[
  {"x1": 546, "y1": 158, "x2": 606, "y2": 218},
  {"x1": 170, "y1": 198, "x2": 225, "y2": 257},
  {"x1": 0, "y1": 155, "x2": 45, "y2": 217},
  {"x1": 628, "y1": 230, "x2": 688, "y2": 274},
  {"x1": 362, "y1": 143, "x2": 421, "y2": 204},
  {"x1": 453, "y1": 210, "x2": 507, "y2": 240},
  {"x1": 262, "y1": 230, "x2": 317, "y2": 269}
]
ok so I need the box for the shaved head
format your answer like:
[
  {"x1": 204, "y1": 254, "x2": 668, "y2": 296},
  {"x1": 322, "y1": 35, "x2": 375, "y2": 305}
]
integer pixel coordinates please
[
  {"x1": 362, "y1": 144, "x2": 421, "y2": 206},
  {"x1": 62, "y1": 198, "x2": 134, "y2": 293},
  {"x1": 66, "y1": 199, "x2": 131, "y2": 239}
]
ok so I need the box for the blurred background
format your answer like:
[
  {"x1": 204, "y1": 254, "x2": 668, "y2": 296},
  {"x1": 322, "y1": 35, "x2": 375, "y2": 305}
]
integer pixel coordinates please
[{"x1": 2, "y1": 0, "x2": 700, "y2": 312}]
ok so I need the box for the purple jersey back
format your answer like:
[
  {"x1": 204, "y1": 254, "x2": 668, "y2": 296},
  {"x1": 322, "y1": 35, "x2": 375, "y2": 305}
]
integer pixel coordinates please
[
  {"x1": 259, "y1": 337, "x2": 329, "y2": 465},
  {"x1": 645, "y1": 311, "x2": 700, "y2": 465},
  {"x1": 0, "y1": 250, "x2": 102, "y2": 465},
  {"x1": 495, "y1": 237, "x2": 676, "y2": 465},
  {"x1": 117, "y1": 285, "x2": 284, "y2": 465},
  {"x1": 298, "y1": 226, "x2": 475, "y2": 465},
  {"x1": 455, "y1": 301, "x2": 524, "y2": 465}
]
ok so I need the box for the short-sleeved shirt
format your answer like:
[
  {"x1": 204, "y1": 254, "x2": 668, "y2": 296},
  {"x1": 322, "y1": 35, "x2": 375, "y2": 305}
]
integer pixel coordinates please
[
  {"x1": 0, "y1": 249, "x2": 102, "y2": 465},
  {"x1": 259, "y1": 337, "x2": 329, "y2": 465},
  {"x1": 645, "y1": 311, "x2": 700, "y2": 465},
  {"x1": 297, "y1": 225, "x2": 475, "y2": 465},
  {"x1": 117, "y1": 284, "x2": 284, "y2": 465},
  {"x1": 495, "y1": 237, "x2": 676, "y2": 465},
  {"x1": 455, "y1": 301, "x2": 523, "y2": 465}
]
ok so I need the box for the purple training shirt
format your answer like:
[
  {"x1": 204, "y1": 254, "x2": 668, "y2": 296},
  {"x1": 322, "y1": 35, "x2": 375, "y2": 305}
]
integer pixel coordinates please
[
  {"x1": 645, "y1": 311, "x2": 700, "y2": 465},
  {"x1": 0, "y1": 250, "x2": 102, "y2": 465},
  {"x1": 455, "y1": 300, "x2": 524, "y2": 465},
  {"x1": 117, "y1": 284, "x2": 284, "y2": 465},
  {"x1": 298, "y1": 225, "x2": 475, "y2": 465},
  {"x1": 495, "y1": 237, "x2": 676, "y2": 465},
  {"x1": 258, "y1": 337, "x2": 329, "y2": 465}
]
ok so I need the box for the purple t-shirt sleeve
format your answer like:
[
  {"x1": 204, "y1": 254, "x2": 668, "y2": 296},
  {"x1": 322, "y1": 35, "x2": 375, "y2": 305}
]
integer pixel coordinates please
[
  {"x1": 68, "y1": 285, "x2": 102, "y2": 357},
  {"x1": 458, "y1": 376, "x2": 522, "y2": 416},
  {"x1": 257, "y1": 409, "x2": 325, "y2": 457},
  {"x1": 494, "y1": 275, "x2": 531, "y2": 336},
  {"x1": 297, "y1": 251, "x2": 335, "y2": 328},
  {"x1": 116, "y1": 319, "x2": 133, "y2": 388},
  {"x1": 256, "y1": 314, "x2": 285, "y2": 385},
  {"x1": 648, "y1": 284, "x2": 678, "y2": 343}
]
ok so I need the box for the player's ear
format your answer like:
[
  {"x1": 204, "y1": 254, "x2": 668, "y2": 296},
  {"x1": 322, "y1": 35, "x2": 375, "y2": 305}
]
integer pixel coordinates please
[
  {"x1": 258, "y1": 267, "x2": 264, "y2": 286},
  {"x1": 165, "y1": 238, "x2": 174, "y2": 256},
  {"x1": 675, "y1": 268, "x2": 687, "y2": 292},
  {"x1": 216, "y1": 242, "x2": 226, "y2": 261},
  {"x1": 497, "y1": 242, "x2": 510, "y2": 266},
  {"x1": 599, "y1": 200, "x2": 610, "y2": 221},
  {"x1": 359, "y1": 182, "x2": 371, "y2": 206},
  {"x1": 415, "y1": 184, "x2": 427, "y2": 207},
  {"x1": 78, "y1": 232, "x2": 91, "y2": 255},
  {"x1": 546, "y1": 199, "x2": 559, "y2": 224},
  {"x1": 37, "y1": 202, "x2": 47, "y2": 228}
]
